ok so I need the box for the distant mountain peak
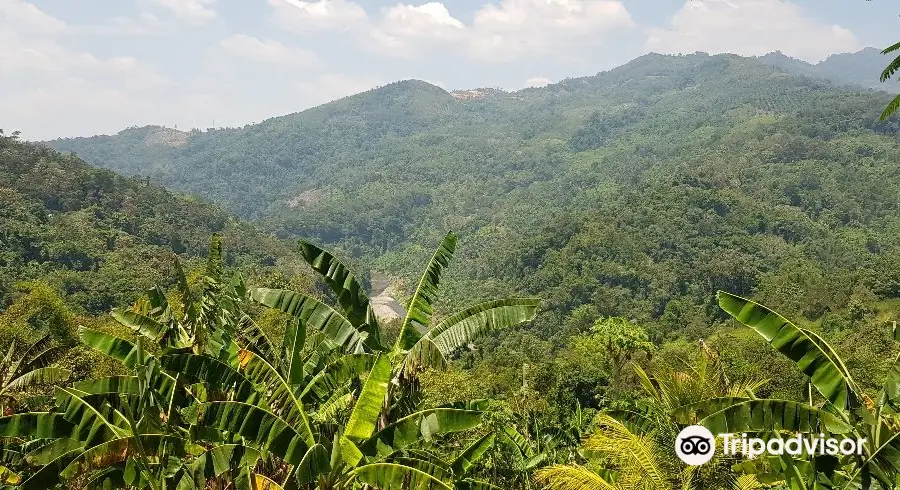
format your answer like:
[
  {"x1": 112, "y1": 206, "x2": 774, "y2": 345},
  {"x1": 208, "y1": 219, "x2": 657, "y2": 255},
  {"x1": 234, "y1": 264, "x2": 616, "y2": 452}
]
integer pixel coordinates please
[{"x1": 116, "y1": 125, "x2": 190, "y2": 148}]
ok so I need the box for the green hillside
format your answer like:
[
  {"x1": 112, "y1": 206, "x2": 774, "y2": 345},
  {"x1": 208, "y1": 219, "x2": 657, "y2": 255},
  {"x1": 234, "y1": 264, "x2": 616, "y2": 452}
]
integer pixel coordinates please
[
  {"x1": 0, "y1": 131, "x2": 307, "y2": 315},
  {"x1": 7, "y1": 49, "x2": 900, "y2": 489},
  {"x1": 45, "y1": 51, "x2": 900, "y2": 339}
]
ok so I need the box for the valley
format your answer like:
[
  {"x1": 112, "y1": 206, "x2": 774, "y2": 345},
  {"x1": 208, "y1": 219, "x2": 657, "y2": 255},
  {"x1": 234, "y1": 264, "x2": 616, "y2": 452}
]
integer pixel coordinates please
[{"x1": 4, "y1": 45, "x2": 900, "y2": 489}]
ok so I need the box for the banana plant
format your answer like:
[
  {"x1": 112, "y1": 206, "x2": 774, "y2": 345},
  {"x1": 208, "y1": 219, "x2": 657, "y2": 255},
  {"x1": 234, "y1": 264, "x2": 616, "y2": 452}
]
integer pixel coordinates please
[
  {"x1": 252, "y1": 232, "x2": 540, "y2": 425},
  {"x1": 0, "y1": 335, "x2": 69, "y2": 414},
  {"x1": 193, "y1": 345, "x2": 489, "y2": 489},
  {"x1": 162, "y1": 299, "x2": 498, "y2": 490},
  {"x1": 693, "y1": 291, "x2": 900, "y2": 490},
  {"x1": 0, "y1": 324, "x2": 275, "y2": 489},
  {"x1": 0, "y1": 334, "x2": 179, "y2": 489},
  {"x1": 111, "y1": 234, "x2": 243, "y2": 363}
]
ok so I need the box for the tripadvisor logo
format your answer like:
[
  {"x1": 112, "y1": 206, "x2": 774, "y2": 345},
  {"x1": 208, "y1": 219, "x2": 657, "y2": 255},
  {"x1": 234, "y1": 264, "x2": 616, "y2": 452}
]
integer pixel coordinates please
[
  {"x1": 675, "y1": 425, "x2": 868, "y2": 466},
  {"x1": 675, "y1": 425, "x2": 716, "y2": 465}
]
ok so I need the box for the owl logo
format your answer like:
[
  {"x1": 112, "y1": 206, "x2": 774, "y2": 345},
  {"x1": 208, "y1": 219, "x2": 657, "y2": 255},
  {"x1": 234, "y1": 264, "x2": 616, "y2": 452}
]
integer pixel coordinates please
[{"x1": 675, "y1": 426, "x2": 716, "y2": 465}]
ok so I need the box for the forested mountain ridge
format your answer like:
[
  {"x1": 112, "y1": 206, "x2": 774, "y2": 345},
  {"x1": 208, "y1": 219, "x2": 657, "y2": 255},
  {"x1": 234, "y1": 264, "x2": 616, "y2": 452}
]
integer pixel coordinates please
[
  {"x1": 0, "y1": 132, "x2": 309, "y2": 315},
  {"x1": 757, "y1": 47, "x2": 897, "y2": 90},
  {"x1": 44, "y1": 50, "x2": 900, "y2": 342},
  {"x1": 46, "y1": 49, "x2": 898, "y2": 221}
]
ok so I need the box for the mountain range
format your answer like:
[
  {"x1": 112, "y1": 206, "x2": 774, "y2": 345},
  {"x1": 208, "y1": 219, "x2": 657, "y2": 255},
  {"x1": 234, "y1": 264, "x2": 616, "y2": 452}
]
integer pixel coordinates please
[{"x1": 42, "y1": 48, "x2": 900, "y2": 339}]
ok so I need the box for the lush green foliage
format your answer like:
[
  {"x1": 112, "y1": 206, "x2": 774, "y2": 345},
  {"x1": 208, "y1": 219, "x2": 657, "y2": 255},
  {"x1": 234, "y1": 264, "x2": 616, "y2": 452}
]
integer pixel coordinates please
[
  {"x1": 0, "y1": 131, "x2": 309, "y2": 316},
  {"x1": 0, "y1": 235, "x2": 540, "y2": 489},
  {"x1": 5, "y1": 49, "x2": 900, "y2": 488}
]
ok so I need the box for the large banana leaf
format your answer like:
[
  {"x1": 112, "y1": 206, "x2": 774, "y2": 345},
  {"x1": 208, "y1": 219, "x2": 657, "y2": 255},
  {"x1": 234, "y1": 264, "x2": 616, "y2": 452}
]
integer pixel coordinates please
[
  {"x1": 236, "y1": 349, "x2": 314, "y2": 445},
  {"x1": 881, "y1": 357, "x2": 900, "y2": 409},
  {"x1": 15, "y1": 448, "x2": 80, "y2": 490},
  {"x1": 73, "y1": 376, "x2": 141, "y2": 396},
  {"x1": 311, "y1": 387, "x2": 353, "y2": 424},
  {"x1": 0, "y1": 367, "x2": 70, "y2": 395},
  {"x1": 111, "y1": 309, "x2": 168, "y2": 344},
  {"x1": 395, "y1": 232, "x2": 457, "y2": 351},
  {"x1": 7, "y1": 335, "x2": 47, "y2": 370},
  {"x1": 298, "y1": 241, "x2": 383, "y2": 351},
  {"x1": 298, "y1": 241, "x2": 373, "y2": 328},
  {"x1": 293, "y1": 443, "x2": 331, "y2": 487},
  {"x1": 385, "y1": 456, "x2": 454, "y2": 484},
  {"x1": 55, "y1": 387, "x2": 128, "y2": 442},
  {"x1": 361, "y1": 408, "x2": 484, "y2": 456},
  {"x1": 175, "y1": 444, "x2": 260, "y2": 490},
  {"x1": 251, "y1": 473, "x2": 284, "y2": 490},
  {"x1": 16, "y1": 337, "x2": 66, "y2": 374},
  {"x1": 670, "y1": 396, "x2": 753, "y2": 425},
  {"x1": 250, "y1": 288, "x2": 365, "y2": 353},
  {"x1": 699, "y1": 399, "x2": 852, "y2": 435},
  {"x1": 196, "y1": 402, "x2": 309, "y2": 465},
  {"x1": 844, "y1": 429, "x2": 900, "y2": 489},
  {"x1": 406, "y1": 299, "x2": 539, "y2": 369},
  {"x1": 717, "y1": 291, "x2": 859, "y2": 411},
  {"x1": 206, "y1": 234, "x2": 224, "y2": 279},
  {"x1": 353, "y1": 462, "x2": 452, "y2": 490},
  {"x1": 22, "y1": 438, "x2": 82, "y2": 466},
  {"x1": 282, "y1": 318, "x2": 307, "y2": 385},
  {"x1": 344, "y1": 354, "x2": 391, "y2": 441},
  {"x1": 173, "y1": 257, "x2": 196, "y2": 315},
  {"x1": 430, "y1": 299, "x2": 539, "y2": 354},
  {"x1": 0, "y1": 413, "x2": 80, "y2": 440},
  {"x1": 74, "y1": 372, "x2": 180, "y2": 410},
  {"x1": 236, "y1": 315, "x2": 278, "y2": 365},
  {"x1": 300, "y1": 353, "x2": 377, "y2": 402},
  {"x1": 78, "y1": 327, "x2": 147, "y2": 369},
  {"x1": 451, "y1": 432, "x2": 495, "y2": 476},
  {"x1": 159, "y1": 354, "x2": 258, "y2": 403},
  {"x1": 59, "y1": 435, "x2": 187, "y2": 481}
]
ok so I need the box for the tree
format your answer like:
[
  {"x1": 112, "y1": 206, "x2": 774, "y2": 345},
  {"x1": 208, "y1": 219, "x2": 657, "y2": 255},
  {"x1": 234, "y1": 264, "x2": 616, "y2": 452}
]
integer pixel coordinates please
[
  {"x1": 535, "y1": 344, "x2": 763, "y2": 490},
  {"x1": 589, "y1": 317, "x2": 653, "y2": 400}
]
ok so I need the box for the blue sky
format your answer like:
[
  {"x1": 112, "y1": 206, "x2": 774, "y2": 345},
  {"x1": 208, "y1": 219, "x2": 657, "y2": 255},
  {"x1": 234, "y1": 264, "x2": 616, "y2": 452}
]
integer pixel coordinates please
[{"x1": 2, "y1": 0, "x2": 898, "y2": 139}]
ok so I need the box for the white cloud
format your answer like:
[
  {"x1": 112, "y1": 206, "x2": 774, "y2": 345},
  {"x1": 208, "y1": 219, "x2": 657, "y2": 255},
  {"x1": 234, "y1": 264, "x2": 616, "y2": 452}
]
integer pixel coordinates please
[
  {"x1": 0, "y1": 0, "x2": 66, "y2": 33},
  {"x1": 76, "y1": 12, "x2": 171, "y2": 36},
  {"x1": 468, "y1": 0, "x2": 634, "y2": 60},
  {"x1": 368, "y1": 2, "x2": 465, "y2": 57},
  {"x1": 269, "y1": 0, "x2": 368, "y2": 32},
  {"x1": 219, "y1": 34, "x2": 319, "y2": 67},
  {"x1": 151, "y1": 0, "x2": 217, "y2": 22},
  {"x1": 382, "y1": 3, "x2": 464, "y2": 34},
  {"x1": 274, "y1": 0, "x2": 635, "y2": 62},
  {"x1": 524, "y1": 76, "x2": 552, "y2": 88},
  {"x1": 646, "y1": 0, "x2": 862, "y2": 63}
]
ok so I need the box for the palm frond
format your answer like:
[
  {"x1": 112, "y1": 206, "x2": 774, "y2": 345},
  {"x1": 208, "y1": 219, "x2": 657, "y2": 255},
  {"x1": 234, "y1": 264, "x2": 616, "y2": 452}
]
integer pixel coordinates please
[
  {"x1": 534, "y1": 464, "x2": 617, "y2": 490},
  {"x1": 582, "y1": 415, "x2": 668, "y2": 488}
]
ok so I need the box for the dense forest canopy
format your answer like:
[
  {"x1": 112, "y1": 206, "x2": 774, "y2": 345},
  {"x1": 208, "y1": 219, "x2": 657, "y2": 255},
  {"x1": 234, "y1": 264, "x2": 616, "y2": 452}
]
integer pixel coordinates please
[
  {"x1": 46, "y1": 51, "x2": 900, "y2": 339},
  {"x1": 0, "y1": 131, "x2": 311, "y2": 316}
]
